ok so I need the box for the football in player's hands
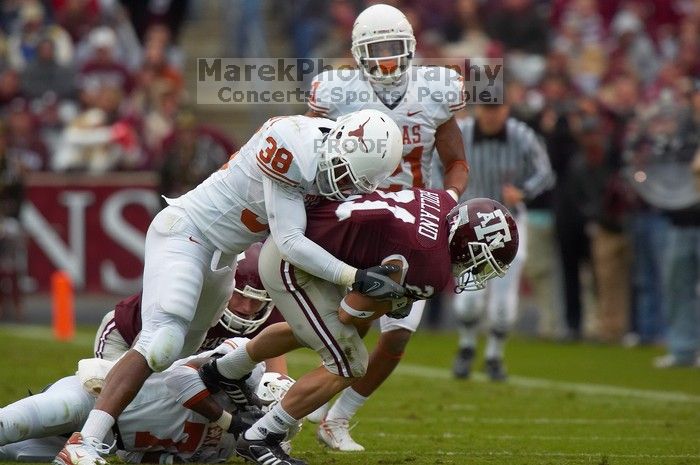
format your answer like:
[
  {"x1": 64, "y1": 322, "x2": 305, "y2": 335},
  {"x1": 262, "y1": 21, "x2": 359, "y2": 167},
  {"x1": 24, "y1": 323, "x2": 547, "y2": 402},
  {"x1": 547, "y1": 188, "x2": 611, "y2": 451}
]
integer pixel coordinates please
[{"x1": 352, "y1": 264, "x2": 405, "y2": 299}]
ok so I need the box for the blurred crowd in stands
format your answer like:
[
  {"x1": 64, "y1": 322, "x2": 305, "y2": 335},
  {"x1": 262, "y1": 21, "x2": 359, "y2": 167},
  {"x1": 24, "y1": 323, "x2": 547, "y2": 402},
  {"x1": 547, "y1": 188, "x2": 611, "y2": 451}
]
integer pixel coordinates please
[
  {"x1": 0, "y1": 0, "x2": 238, "y2": 319},
  {"x1": 0, "y1": 0, "x2": 699, "y2": 366}
]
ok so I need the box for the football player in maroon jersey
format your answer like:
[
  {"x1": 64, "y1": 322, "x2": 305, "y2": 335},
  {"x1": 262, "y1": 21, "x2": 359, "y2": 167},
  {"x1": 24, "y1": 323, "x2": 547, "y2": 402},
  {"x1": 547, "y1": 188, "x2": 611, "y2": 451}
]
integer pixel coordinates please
[
  {"x1": 199, "y1": 190, "x2": 518, "y2": 465},
  {"x1": 304, "y1": 3, "x2": 471, "y2": 450},
  {"x1": 93, "y1": 243, "x2": 287, "y2": 374}
]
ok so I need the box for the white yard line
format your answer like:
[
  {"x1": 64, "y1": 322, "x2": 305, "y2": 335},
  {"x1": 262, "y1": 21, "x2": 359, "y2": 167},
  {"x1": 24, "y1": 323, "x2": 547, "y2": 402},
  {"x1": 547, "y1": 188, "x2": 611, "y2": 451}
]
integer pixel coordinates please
[
  {"x1": 385, "y1": 359, "x2": 700, "y2": 404},
  {"x1": 355, "y1": 451, "x2": 700, "y2": 459},
  {"x1": 483, "y1": 434, "x2": 692, "y2": 441},
  {"x1": 0, "y1": 324, "x2": 95, "y2": 347},
  {"x1": 290, "y1": 350, "x2": 700, "y2": 404},
  {"x1": 364, "y1": 416, "x2": 689, "y2": 425},
  {"x1": 375, "y1": 432, "x2": 690, "y2": 441}
]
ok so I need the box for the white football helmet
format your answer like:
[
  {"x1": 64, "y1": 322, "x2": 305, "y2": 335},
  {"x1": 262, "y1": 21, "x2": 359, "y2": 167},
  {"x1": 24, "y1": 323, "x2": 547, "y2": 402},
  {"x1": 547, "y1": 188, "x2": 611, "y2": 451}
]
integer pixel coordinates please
[
  {"x1": 256, "y1": 372, "x2": 303, "y2": 440},
  {"x1": 316, "y1": 109, "x2": 402, "y2": 201},
  {"x1": 351, "y1": 4, "x2": 416, "y2": 84}
]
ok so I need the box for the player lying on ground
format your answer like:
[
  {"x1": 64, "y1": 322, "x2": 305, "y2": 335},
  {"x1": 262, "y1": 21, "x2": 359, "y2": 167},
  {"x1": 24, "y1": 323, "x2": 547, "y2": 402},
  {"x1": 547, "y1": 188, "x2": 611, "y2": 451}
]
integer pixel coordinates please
[
  {"x1": 54, "y1": 110, "x2": 406, "y2": 465},
  {"x1": 0, "y1": 338, "x2": 299, "y2": 463},
  {"x1": 199, "y1": 190, "x2": 519, "y2": 465},
  {"x1": 305, "y1": 3, "x2": 471, "y2": 450},
  {"x1": 94, "y1": 243, "x2": 287, "y2": 374}
]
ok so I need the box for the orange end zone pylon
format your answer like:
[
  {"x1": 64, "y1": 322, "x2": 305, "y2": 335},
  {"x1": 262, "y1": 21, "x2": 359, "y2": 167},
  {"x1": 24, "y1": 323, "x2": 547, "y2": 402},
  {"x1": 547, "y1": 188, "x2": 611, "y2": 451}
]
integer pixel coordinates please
[{"x1": 51, "y1": 270, "x2": 75, "y2": 341}]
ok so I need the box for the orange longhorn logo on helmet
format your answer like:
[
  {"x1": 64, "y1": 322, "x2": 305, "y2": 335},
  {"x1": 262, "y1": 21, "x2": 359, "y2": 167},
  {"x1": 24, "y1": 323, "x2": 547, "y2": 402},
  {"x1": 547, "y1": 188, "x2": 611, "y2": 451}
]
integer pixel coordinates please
[{"x1": 348, "y1": 116, "x2": 371, "y2": 152}]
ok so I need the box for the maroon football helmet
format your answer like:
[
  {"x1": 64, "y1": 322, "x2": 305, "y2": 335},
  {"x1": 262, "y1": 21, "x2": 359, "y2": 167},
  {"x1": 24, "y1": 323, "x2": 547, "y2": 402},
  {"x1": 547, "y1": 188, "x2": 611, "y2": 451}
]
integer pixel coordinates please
[
  {"x1": 219, "y1": 242, "x2": 273, "y2": 335},
  {"x1": 447, "y1": 198, "x2": 519, "y2": 292}
]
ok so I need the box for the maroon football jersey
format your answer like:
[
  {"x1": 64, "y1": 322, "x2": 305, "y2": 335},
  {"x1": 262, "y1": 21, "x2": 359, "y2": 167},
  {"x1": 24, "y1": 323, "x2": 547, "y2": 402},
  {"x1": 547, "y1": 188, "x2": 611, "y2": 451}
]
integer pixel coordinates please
[
  {"x1": 113, "y1": 293, "x2": 142, "y2": 347},
  {"x1": 305, "y1": 188, "x2": 456, "y2": 298},
  {"x1": 112, "y1": 293, "x2": 284, "y2": 351}
]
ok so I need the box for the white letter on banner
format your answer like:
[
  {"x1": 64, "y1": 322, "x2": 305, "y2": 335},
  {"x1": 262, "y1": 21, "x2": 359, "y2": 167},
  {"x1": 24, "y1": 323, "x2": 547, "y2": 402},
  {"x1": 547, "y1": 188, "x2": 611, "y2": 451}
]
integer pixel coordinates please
[
  {"x1": 100, "y1": 189, "x2": 160, "y2": 293},
  {"x1": 20, "y1": 192, "x2": 95, "y2": 288}
]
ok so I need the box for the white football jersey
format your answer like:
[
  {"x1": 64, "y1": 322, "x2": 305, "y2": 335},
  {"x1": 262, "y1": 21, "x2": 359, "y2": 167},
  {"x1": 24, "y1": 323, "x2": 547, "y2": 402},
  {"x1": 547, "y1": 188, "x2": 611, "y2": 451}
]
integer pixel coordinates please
[
  {"x1": 117, "y1": 338, "x2": 263, "y2": 462},
  {"x1": 308, "y1": 67, "x2": 465, "y2": 190},
  {"x1": 174, "y1": 116, "x2": 335, "y2": 254}
]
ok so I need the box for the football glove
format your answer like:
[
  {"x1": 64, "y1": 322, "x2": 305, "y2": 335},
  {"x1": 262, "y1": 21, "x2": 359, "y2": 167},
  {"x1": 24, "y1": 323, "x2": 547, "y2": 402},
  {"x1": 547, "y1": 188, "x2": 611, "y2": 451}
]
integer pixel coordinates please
[
  {"x1": 198, "y1": 360, "x2": 262, "y2": 411},
  {"x1": 352, "y1": 264, "x2": 405, "y2": 300},
  {"x1": 386, "y1": 297, "x2": 416, "y2": 319}
]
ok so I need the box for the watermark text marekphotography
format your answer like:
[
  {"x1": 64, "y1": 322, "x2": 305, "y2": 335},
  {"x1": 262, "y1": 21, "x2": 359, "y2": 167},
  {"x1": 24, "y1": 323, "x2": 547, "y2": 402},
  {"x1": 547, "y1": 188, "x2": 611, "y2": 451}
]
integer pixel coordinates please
[{"x1": 196, "y1": 58, "x2": 504, "y2": 105}]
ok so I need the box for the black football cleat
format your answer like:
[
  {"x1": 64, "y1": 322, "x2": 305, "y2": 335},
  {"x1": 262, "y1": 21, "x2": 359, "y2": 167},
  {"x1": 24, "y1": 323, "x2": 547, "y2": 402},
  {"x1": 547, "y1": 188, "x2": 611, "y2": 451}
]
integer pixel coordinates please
[
  {"x1": 198, "y1": 360, "x2": 262, "y2": 411},
  {"x1": 452, "y1": 347, "x2": 475, "y2": 379},
  {"x1": 485, "y1": 357, "x2": 508, "y2": 382},
  {"x1": 236, "y1": 431, "x2": 307, "y2": 465}
]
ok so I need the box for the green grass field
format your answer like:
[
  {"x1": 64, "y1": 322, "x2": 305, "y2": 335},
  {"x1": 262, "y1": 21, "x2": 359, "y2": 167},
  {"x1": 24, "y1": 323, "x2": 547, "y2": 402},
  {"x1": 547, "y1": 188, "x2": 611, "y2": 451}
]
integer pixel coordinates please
[{"x1": 1, "y1": 325, "x2": 699, "y2": 465}]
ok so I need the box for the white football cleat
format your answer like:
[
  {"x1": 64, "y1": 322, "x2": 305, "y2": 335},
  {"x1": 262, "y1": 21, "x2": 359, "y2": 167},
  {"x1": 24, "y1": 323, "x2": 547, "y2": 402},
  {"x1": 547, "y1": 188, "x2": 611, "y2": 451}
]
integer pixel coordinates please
[
  {"x1": 305, "y1": 402, "x2": 330, "y2": 423},
  {"x1": 53, "y1": 433, "x2": 109, "y2": 465},
  {"x1": 317, "y1": 418, "x2": 365, "y2": 451}
]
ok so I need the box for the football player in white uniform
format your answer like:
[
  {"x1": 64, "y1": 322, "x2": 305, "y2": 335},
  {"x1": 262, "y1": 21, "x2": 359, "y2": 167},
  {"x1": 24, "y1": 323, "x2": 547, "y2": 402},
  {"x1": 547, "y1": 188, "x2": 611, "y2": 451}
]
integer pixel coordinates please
[
  {"x1": 93, "y1": 242, "x2": 288, "y2": 374},
  {"x1": 305, "y1": 3, "x2": 470, "y2": 451},
  {"x1": 54, "y1": 109, "x2": 405, "y2": 465},
  {"x1": 0, "y1": 339, "x2": 297, "y2": 464}
]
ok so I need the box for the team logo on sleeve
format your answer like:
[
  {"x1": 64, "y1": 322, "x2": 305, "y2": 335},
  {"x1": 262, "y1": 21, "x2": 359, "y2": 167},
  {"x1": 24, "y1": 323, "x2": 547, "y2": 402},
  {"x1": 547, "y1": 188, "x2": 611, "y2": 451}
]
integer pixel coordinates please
[{"x1": 473, "y1": 209, "x2": 512, "y2": 249}]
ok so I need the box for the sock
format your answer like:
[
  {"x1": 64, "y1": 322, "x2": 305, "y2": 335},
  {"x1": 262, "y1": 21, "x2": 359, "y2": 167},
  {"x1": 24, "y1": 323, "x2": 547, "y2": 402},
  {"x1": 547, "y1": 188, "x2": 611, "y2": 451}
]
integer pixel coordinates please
[
  {"x1": 244, "y1": 403, "x2": 297, "y2": 440},
  {"x1": 80, "y1": 410, "x2": 115, "y2": 441},
  {"x1": 485, "y1": 329, "x2": 506, "y2": 360},
  {"x1": 326, "y1": 388, "x2": 368, "y2": 421},
  {"x1": 216, "y1": 341, "x2": 257, "y2": 379},
  {"x1": 457, "y1": 322, "x2": 478, "y2": 350}
]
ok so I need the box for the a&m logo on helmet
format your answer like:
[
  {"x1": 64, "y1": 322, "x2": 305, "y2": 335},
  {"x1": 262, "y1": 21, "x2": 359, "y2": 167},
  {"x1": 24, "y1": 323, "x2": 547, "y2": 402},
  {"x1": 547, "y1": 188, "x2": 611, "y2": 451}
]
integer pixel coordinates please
[{"x1": 473, "y1": 209, "x2": 512, "y2": 250}]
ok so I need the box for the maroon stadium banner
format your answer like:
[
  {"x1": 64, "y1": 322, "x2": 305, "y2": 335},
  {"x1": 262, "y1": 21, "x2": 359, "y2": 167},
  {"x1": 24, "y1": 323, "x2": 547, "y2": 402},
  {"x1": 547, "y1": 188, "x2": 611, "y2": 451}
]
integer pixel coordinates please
[{"x1": 21, "y1": 172, "x2": 160, "y2": 294}]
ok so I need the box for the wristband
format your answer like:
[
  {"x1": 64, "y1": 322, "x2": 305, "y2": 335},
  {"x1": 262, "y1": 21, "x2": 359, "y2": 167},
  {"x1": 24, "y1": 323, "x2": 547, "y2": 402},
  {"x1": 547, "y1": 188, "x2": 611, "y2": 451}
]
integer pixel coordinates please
[
  {"x1": 446, "y1": 188, "x2": 459, "y2": 202},
  {"x1": 340, "y1": 298, "x2": 375, "y2": 319},
  {"x1": 215, "y1": 410, "x2": 232, "y2": 430},
  {"x1": 339, "y1": 265, "x2": 358, "y2": 287}
]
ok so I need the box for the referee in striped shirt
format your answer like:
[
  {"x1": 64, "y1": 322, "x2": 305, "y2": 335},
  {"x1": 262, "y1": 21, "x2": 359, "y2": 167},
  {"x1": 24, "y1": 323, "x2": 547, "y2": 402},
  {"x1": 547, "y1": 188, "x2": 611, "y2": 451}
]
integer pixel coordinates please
[{"x1": 449, "y1": 102, "x2": 554, "y2": 381}]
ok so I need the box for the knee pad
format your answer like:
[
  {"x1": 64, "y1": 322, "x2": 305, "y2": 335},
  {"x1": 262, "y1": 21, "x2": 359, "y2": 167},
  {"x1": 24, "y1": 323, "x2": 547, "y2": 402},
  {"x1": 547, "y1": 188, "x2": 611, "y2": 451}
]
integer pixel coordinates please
[
  {"x1": 0, "y1": 407, "x2": 31, "y2": 445},
  {"x1": 158, "y1": 262, "x2": 205, "y2": 321},
  {"x1": 144, "y1": 324, "x2": 187, "y2": 372}
]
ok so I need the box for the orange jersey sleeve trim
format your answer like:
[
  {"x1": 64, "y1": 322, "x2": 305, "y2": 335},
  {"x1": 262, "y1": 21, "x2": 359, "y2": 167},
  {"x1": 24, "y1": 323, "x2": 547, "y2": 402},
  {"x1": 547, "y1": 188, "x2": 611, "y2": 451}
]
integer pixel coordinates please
[{"x1": 183, "y1": 388, "x2": 210, "y2": 408}]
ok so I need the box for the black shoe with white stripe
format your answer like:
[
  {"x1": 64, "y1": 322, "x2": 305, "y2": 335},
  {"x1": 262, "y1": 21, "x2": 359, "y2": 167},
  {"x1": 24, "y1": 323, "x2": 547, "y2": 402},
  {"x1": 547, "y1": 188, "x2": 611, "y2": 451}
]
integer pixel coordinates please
[
  {"x1": 236, "y1": 432, "x2": 307, "y2": 465},
  {"x1": 452, "y1": 347, "x2": 475, "y2": 379},
  {"x1": 198, "y1": 360, "x2": 262, "y2": 411},
  {"x1": 485, "y1": 357, "x2": 508, "y2": 382}
]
